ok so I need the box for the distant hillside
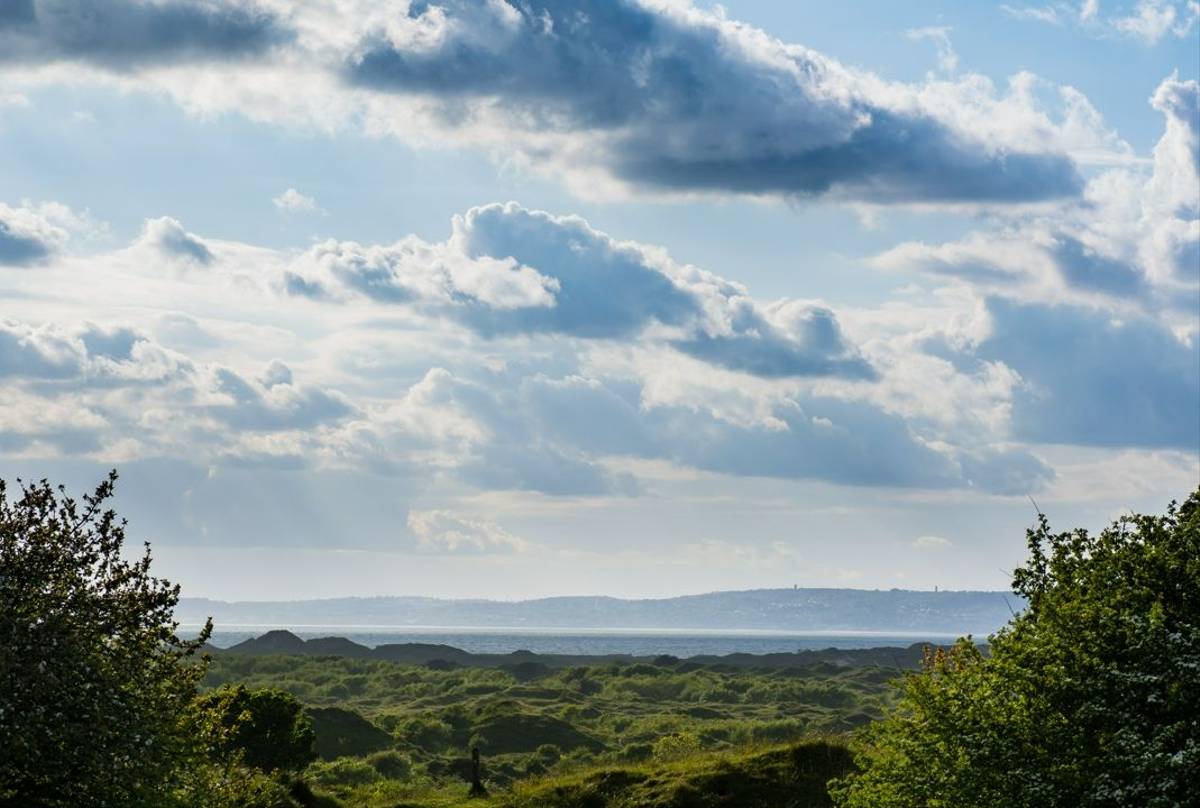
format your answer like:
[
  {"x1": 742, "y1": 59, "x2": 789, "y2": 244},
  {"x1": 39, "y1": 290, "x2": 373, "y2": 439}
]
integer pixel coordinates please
[
  {"x1": 179, "y1": 587, "x2": 1021, "y2": 635},
  {"x1": 211, "y1": 629, "x2": 944, "y2": 670}
]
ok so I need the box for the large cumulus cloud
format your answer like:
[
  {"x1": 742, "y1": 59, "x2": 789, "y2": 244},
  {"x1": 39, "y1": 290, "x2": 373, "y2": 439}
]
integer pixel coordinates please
[
  {"x1": 0, "y1": 1, "x2": 1097, "y2": 207},
  {"x1": 345, "y1": 0, "x2": 1082, "y2": 203},
  {"x1": 866, "y1": 74, "x2": 1199, "y2": 453},
  {"x1": 285, "y1": 202, "x2": 877, "y2": 381},
  {"x1": 872, "y1": 75, "x2": 1200, "y2": 311}
]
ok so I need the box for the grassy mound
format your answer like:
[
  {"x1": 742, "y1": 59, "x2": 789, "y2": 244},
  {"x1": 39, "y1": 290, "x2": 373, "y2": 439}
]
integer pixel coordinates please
[
  {"x1": 505, "y1": 739, "x2": 854, "y2": 808},
  {"x1": 307, "y1": 706, "x2": 394, "y2": 759},
  {"x1": 474, "y1": 711, "x2": 605, "y2": 755}
]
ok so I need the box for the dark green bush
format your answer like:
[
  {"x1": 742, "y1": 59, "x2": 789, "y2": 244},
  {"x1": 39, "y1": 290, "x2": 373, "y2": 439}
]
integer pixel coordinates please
[{"x1": 834, "y1": 490, "x2": 1200, "y2": 807}]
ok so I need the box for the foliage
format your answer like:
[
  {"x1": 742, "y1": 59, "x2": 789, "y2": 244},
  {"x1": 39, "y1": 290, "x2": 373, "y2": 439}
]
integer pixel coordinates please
[
  {"x1": 0, "y1": 472, "x2": 213, "y2": 807},
  {"x1": 832, "y1": 489, "x2": 1200, "y2": 808},
  {"x1": 196, "y1": 685, "x2": 318, "y2": 773}
]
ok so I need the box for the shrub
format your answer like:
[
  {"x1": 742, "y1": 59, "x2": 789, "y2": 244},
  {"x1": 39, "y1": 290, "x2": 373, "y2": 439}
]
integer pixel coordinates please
[
  {"x1": 0, "y1": 473, "x2": 212, "y2": 806},
  {"x1": 833, "y1": 490, "x2": 1200, "y2": 807},
  {"x1": 393, "y1": 714, "x2": 454, "y2": 752},
  {"x1": 364, "y1": 749, "x2": 412, "y2": 780},
  {"x1": 194, "y1": 685, "x2": 317, "y2": 773}
]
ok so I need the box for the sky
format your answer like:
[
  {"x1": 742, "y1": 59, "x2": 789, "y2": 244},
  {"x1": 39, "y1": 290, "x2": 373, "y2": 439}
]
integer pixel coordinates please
[{"x1": 1, "y1": 0, "x2": 1197, "y2": 601}]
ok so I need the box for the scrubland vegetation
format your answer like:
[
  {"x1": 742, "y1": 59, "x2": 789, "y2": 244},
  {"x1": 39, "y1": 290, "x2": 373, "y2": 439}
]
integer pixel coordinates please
[
  {"x1": 198, "y1": 651, "x2": 888, "y2": 805},
  {"x1": 2, "y1": 473, "x2": 1197, "y2": 807}
]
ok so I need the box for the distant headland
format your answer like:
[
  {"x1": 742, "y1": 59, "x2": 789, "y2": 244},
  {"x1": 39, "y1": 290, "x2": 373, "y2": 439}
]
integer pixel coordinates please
[{"x1": 178, "y1": 587, "x2": 1021, "y2": 636}]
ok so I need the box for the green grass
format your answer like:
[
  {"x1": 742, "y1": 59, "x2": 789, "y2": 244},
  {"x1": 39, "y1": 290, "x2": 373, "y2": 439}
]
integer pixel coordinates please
[
  {"x1": 505, "y1": 740, "x2": 854, "y2": 808},
  {"x1": 205, "y1": 654, "x2": 890, "y2": 807},
  {"x1": 297, "y1": 740, "x2": 854, "y2": 808}
]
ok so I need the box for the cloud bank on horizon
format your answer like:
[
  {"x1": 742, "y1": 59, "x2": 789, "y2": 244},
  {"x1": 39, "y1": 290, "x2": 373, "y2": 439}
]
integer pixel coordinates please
[{"x1": 0, "y1": 0, "x2": 1196, "y2": 597}]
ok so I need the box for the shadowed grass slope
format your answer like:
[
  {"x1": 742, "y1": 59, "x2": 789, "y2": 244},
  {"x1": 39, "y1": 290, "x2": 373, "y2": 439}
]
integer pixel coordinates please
[{"x1": 504, "y1": 740, "x2": 854, "y2": 808}]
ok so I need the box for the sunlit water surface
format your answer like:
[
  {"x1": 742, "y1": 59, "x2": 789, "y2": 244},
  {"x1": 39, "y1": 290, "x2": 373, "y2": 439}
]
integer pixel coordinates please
[{"x1": 198, "y1": 626, "x2": 962, "y2": 657}]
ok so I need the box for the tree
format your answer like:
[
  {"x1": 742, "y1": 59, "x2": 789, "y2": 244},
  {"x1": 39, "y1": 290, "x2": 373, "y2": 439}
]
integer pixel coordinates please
[
  {"x1": 831, "y1": 489, "x2": 1200, "y2": 808},
  {"x1": 196, "y1": 685, "x2": 317, "y2": 773},
  {"x1": 0, "y1": 472, "x2": 213, "y2": 806}
]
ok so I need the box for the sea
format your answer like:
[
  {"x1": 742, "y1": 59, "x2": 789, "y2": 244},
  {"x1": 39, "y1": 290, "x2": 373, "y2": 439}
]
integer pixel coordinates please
[{"x1": 197, "y1": 626, "x2": 963, "y2": 657}]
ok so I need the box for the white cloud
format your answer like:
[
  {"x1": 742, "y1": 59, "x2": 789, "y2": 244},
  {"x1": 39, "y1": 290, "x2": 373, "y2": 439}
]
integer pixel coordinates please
[
  {"x1": 864, "y1": 78, "x2": 1199, "y2": 454},
  {"x1": 407, "y1": 509, "x2": 529, "y2": 554},
  {"x1": 1004, "y1": 0, "x2": 1199, "y2": 42},
  {"x1": 913, "y1": 535, "x2": 954, "y2": 549},
  {"x1": 1114, "y1": 0, "x2": 1199, "y2": 42},
  {"x1": 282, "y1": 202, "x2": 877, "y2": 381},
  {"x1": 0, "y1": 197, "x2": 1063, "y2": 496},
  {"x1": 870, "y1": 74, "x2": 1198, "y2": 315},
  {"x1": 906, "y1": 26, "x2": 959, "y2": 74},
  {"x1": 273, "y1": 187, "x2": 322, "y2": 214},
  {"x1": 1001, "y1": 4, "x2": 1066, "y2": 24},
  {"x1": 0, "y1": 200, "x2": 92, "y2": 266},
  {"x1": 135, "y1": 216, "x2": 214, "y2": 265}
]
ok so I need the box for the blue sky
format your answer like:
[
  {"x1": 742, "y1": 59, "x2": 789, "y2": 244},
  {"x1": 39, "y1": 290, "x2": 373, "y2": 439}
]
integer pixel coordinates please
[{"x1": 1, "y1": 0, "x2": 1197, "y2": 600}]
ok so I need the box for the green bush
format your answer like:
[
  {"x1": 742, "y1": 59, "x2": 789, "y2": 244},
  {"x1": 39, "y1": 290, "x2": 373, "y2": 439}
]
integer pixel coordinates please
[
  {"x1": 195, "y1": 685, "x2": 317, "y2": 773},
  {"x1": 833, "y1": 490, "x2": 1200, "y2": 807},
  {"x1": 0, "y1": 473, "x2": 212, "y2": 807},
  {"x1": 364, "y1": 749, "x2": 412, "y2": 780},
  {"x1": 392, "y1": 714, "x2": 454, "y2": 752}
]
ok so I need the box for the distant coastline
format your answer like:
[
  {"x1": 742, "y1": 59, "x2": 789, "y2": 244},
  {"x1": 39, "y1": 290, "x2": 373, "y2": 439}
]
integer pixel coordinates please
[{"x1": 178, "y1": 586, "x2": 1022, "y2": 637}]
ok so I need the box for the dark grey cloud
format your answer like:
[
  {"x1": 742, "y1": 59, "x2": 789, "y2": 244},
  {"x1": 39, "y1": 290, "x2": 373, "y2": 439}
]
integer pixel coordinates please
[
  {"x1": 615, "y1": 108, "x2": 1081, "y2": 204},
  {"x1": 346, "y1": 0, "x2": 1081, "y2": 203},
  {"x1": 973, "y1": 296, "x2": 1200, "y2": 450},
  {"x1": 0, "y1": 0, "x2": 289, "y2": 69}
]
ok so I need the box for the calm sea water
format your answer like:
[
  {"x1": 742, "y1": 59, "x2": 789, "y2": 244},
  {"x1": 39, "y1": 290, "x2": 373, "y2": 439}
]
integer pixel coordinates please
[{"x1": 199, "y1": 626, "x2": 961, "y2": 657}]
